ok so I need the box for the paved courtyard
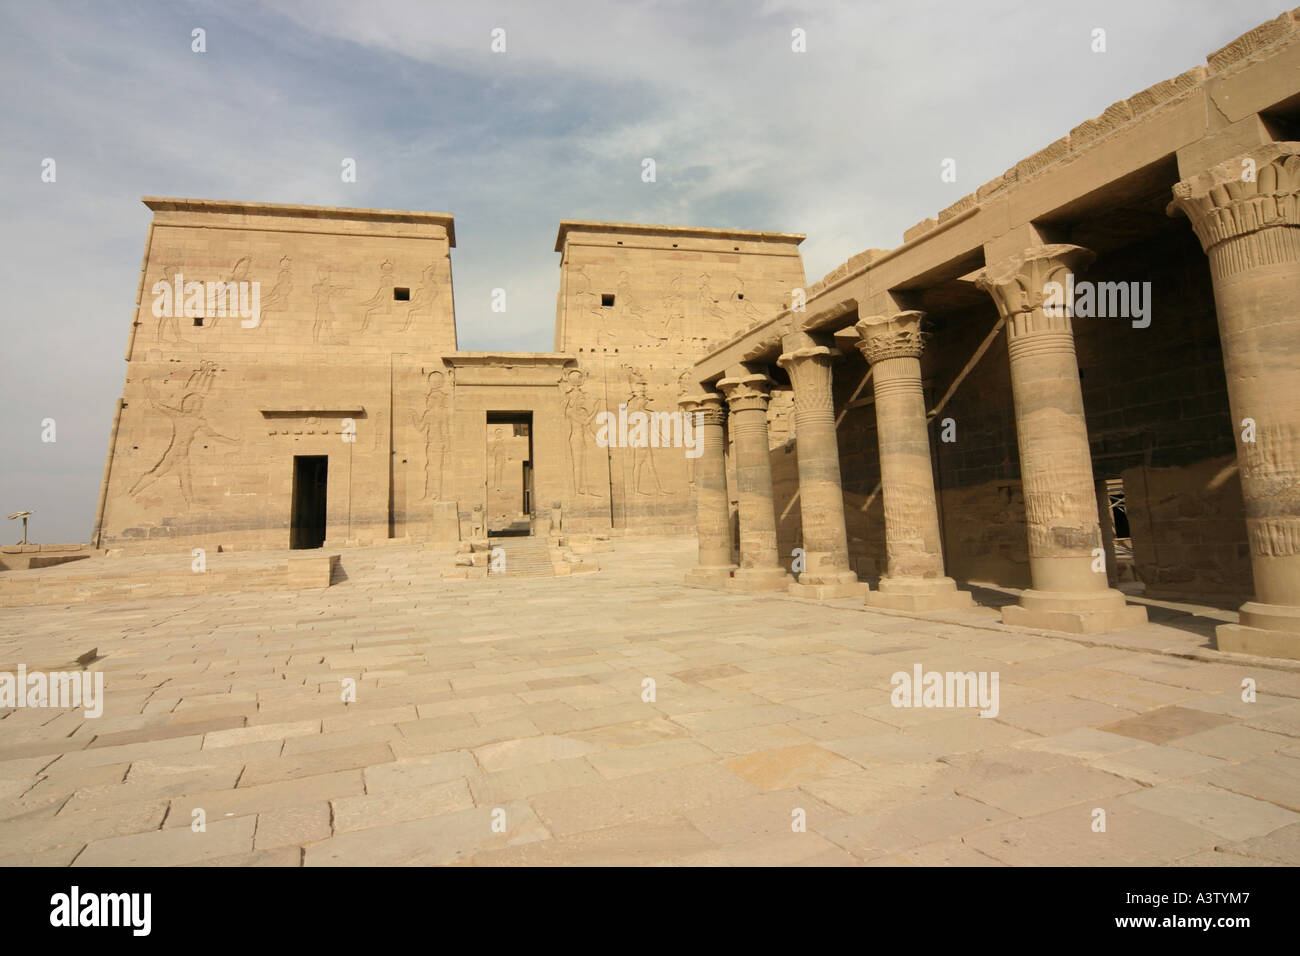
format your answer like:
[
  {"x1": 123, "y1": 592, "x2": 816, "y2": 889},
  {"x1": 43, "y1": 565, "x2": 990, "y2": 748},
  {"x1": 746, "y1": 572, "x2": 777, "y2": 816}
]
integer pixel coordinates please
[{"x1": 1, "y1": 538, "x2": 1298, "y2": 866}]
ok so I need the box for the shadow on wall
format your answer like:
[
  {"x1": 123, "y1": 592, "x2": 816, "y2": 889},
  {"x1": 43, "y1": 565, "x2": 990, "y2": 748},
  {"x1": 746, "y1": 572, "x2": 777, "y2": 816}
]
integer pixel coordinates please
[{"x1": 771, "y1": 438, "x2": 801, "y2": 571}]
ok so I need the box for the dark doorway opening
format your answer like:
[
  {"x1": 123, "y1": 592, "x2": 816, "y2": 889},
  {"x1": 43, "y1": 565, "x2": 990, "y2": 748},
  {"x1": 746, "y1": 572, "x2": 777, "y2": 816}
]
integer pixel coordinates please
[
  {"x1": 1104, "y1": 476, "x2": 1138, "y2": 587},
  {"x1": 486, "y1": 411, "x2": 533, "y2": 537},
  {"x1": 291, "y1": 455, "x2": 328, "y2": 549}
]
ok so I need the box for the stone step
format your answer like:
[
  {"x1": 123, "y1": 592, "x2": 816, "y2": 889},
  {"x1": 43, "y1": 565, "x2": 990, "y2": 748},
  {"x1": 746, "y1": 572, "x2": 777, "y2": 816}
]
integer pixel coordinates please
[{"x1": 487, "y1": 536, "x2": 556, "y2": 578}]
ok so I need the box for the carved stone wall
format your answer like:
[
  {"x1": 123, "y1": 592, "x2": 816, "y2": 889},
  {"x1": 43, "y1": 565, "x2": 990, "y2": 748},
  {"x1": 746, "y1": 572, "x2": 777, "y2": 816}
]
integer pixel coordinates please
[
  {"x1": 99, "y1": 200, "x2": 457, "y2": 552},
  {"x1": 555, "y1": 223, "x2": 806, "y2": 534}
]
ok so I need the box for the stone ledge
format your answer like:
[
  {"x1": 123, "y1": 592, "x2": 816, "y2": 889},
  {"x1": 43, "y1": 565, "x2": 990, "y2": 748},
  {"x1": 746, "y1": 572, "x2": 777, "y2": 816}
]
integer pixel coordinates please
[
  {"x1": 902, "y1": 218, "x2": 937, "y2": 243},
  {"x1": 1206, "y1": 12, "x2": 1296, "y2": 74},
  {"x1": 1216, "y1": 623, "x2": 1300, "y2": 661},
  {"x1": 287, "y1": 553, "x2": 339, "y2": 589}
]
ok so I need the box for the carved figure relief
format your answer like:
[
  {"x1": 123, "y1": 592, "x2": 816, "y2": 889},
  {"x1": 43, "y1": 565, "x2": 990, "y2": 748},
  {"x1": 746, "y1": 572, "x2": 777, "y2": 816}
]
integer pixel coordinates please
[
  {"x1": 616, "y1": 271, "x2": 648, "y2": 321},
  {"x1": 155, "y1": 264, "x2": 182, "y2": 345},
  {"x1": 411, "y1": 369, "x2": 451, "y2": 501},
  {"x1": 360, "y1": 260, "x2": 397, "y2": 333},
  {"x1": 561, "y1": 368, "x2": 599, "y2": 496},
  {"x1": 727, "y1": 275, "x2": 766, "y2": 322},
  {"x1": 312, "y1": 266, "x2": 343, "y2": 344},
  {"x1": 699, "y1": 273, "x2": 730, "y2": 321},
  {"x1": 662, "y1": 274, "x2": 688, "y2": 337},
  {"x1": 130, "y1": 361, "x2": 237, "y2": 502},
  {"x1": 258, "y1": 255, "x2": 293, "y2": 329},
  {"x1": 569, "y1": 267, "x2": 603, "y2": 321},
  {"x1": 205, "y1": 256, "x2": 252, "y2": 329},
  {"x1": 403, "y1": 261, "x2": 441, "y2": 333},
  {"x1": 491, "y1": 426, "x2": 508, "y2": 490},
  {"x1": 626, "y1": 375, "x2": 671, "y2": 497}
]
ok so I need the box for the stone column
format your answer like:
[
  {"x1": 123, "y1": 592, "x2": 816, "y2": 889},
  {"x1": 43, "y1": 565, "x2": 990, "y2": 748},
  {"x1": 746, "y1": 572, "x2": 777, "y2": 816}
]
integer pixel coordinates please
[
  {"x1": 1170, "y1": 143, "x2": 1300, "y2": 659},
  {"x1": 976, "y1": 245, "x2": 1147, "y2": 633},
  {"x1": 679, "y1": 390, "x2": 736, "y2": 586},
  {"x1": 777, "y1": 333, "x2": 867, "y2": 599},
  {"x1": 717, "y1": 364, "x2": 793, "y2": 590},
  {"x1": 853, "y1": 311, "x2": 972, "y2": 610}
]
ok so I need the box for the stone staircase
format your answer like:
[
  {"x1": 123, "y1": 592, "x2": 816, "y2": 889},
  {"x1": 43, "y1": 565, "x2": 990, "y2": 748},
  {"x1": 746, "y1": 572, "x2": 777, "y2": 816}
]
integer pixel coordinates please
[{"x1": 488, "y1": 535, "x2": 555, "y2": 578}]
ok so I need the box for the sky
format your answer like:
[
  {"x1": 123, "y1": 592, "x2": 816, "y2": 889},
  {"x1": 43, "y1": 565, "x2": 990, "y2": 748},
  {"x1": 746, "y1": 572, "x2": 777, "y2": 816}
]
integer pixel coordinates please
[{"x1": 0, "y1": 0, "x2": 1288, "y2": 544}]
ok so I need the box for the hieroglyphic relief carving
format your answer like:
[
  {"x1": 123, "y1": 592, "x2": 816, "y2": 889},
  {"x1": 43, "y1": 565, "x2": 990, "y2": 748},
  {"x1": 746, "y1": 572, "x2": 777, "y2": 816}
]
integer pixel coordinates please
[
  {"x1": 130, "y1": 361, "x2": 237, "y2": 502},
  {"x1": 155, "y1": 255, "x2": 262, "y2": 336},
  {"x1": 1021, "y1": 464, "x2": 1103, "y2": 557},
  {"x1": 402, "y1": 262, "x2": 441, "y2": 333},
  {"x1": 155, "y1": 264, "x2": 182, "y2": 345},
  {"x1": 616, "y1": 271, "x2": 648, "y2": 321},
  {"x1": 360, "y1": 260, "x2": 397, "y2": 333},
  {"x1": 490, "y1": 426, "x2": 508, "y2": 490},
  {"x1": 411, "y1": 369, "x2": 452, "y2": 501},
  {"x1": 312, "y1": 266, "x2": 344, "y2": 344},
  {"x1": 698, "y1": 273, "x2": 729, "y2": 321},
  {"x1": 568, "y1": 267, "x2": 604, "y2": 321},
  {"x1": 1241, "y1": 422, "x2": 1300, "y2": 557},
  {"x1": 626, "y1": 373, "x2": 670, "y2": 497},
  {"x1": 727, "y1": 275, "x2": 767, "y2": 322},
  {"x1": 258, "y1": 256, "x2": 293, "y2": 329},
  {"x1": 883, "y1": 520, "x2": 940, "y2": 577},
  {"x1": 562, "y1": 368, "x2": 599, "y2": 496},
  {"x1": 663, "y1": 274, "x2": 688, "y2": 339},
  {"x1": 204, "y1": 256, "x2": 252, "y2": 329}
]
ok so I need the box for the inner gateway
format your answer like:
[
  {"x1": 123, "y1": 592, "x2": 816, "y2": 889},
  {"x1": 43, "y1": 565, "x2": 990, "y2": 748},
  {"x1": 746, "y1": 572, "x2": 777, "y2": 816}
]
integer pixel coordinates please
[
  {"x1": 290, "y1": 455, "x2": 328, "y2": 550},
  {"x1": 486, "y1": 411, "x2": 533, "y2": 537}
]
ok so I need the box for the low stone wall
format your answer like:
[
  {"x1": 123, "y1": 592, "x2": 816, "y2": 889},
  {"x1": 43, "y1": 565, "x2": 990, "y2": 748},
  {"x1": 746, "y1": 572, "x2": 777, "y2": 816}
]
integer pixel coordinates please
[{"x1": 0, "y1": 544, "x2": 98, "y2": 572}]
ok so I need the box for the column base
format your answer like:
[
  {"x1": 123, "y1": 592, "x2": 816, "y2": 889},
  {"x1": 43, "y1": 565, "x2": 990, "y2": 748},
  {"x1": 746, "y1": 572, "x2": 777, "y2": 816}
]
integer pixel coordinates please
[
  {"x1": 685, "y1": 566, "x2": 736, "y2": 588},
  {"x1": 1216, "y1": 601, "x2": 1300, "y2": 660},
  {"x1": 1001, "y1": 588, "x2": 1147, "y2": 634},
  {"x1": 727, "y1": 567, "x2": 794, "y2": 591},
  {"x1": 866, "y1": 576, "x2": 973, "y2": 611},
  {"x1": 788, "y1": 574, "x2": 870, "y2": 600}
]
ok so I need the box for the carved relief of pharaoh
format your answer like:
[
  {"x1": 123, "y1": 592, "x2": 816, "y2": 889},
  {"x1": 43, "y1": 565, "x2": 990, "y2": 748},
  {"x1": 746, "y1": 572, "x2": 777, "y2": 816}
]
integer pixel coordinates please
[
  {"x1": 130, "y1": 360, "x2": 238, "y2": 503},
  {"x1": 205, "y1": 256, "x2": 253, "y2": 329},
  {"x1": 626, "y1": 377, "x2": 671, "y2": 497},
  {"x1": 258, "y1": 256, "x2": 292, "y2": 330},
  {"x1": 312, "y1": 266, "x2": 344, "y2": 344},
  {"x1": 411, "y1": 369, "x2": 451, "y2": 500}
]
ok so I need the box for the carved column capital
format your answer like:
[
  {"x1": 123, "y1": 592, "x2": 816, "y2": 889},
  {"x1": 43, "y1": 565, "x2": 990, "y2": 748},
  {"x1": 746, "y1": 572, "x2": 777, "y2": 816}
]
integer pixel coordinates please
[
  {"x1": 678, "y1": 391, "x2": 726, "y2": 427},
  {"x1": 975, "y1": 244, "x2": 1096, "y2": 341},
  {"x1": 853, "y1": 311, "x2": 926, "y2": 364},
  {"x1": 717, "y1": 370, "x2": 774, "y2": 414},
  {"x1": 777, "y1": 346, "x2": 836, "y2": 417},
  {"x1": 1170, "y1": 142, "x2": 1300, "y2": 275}
]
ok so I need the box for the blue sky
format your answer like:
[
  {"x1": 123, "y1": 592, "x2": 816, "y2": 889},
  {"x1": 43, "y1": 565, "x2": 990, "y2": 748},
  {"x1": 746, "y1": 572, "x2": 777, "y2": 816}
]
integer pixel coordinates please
[{"x1": 0, "y1": 0, "x2": 1287, "y2": 543}]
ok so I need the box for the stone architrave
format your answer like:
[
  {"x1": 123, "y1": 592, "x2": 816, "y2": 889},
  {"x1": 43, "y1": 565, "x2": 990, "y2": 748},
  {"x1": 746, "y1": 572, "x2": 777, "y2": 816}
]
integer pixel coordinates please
[
  {"x1": 777, "y1": 333, "x2": 866, "y2": 598},
  {"x1": 717, "y1": 364, "x2": 793, "y2": 590},
  {"x1": 975, "y1": 245, "x2": 1147, "y2": 633},
  {"x1": 1170, "y1": 143, "x2": 1300, "y2": 660},
  {"x1": 852, "y1": 312, "x2": 972, "y2": 610},
  {"x1": 679, "y1": 391, "x2": 736, "y2": 586}
]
